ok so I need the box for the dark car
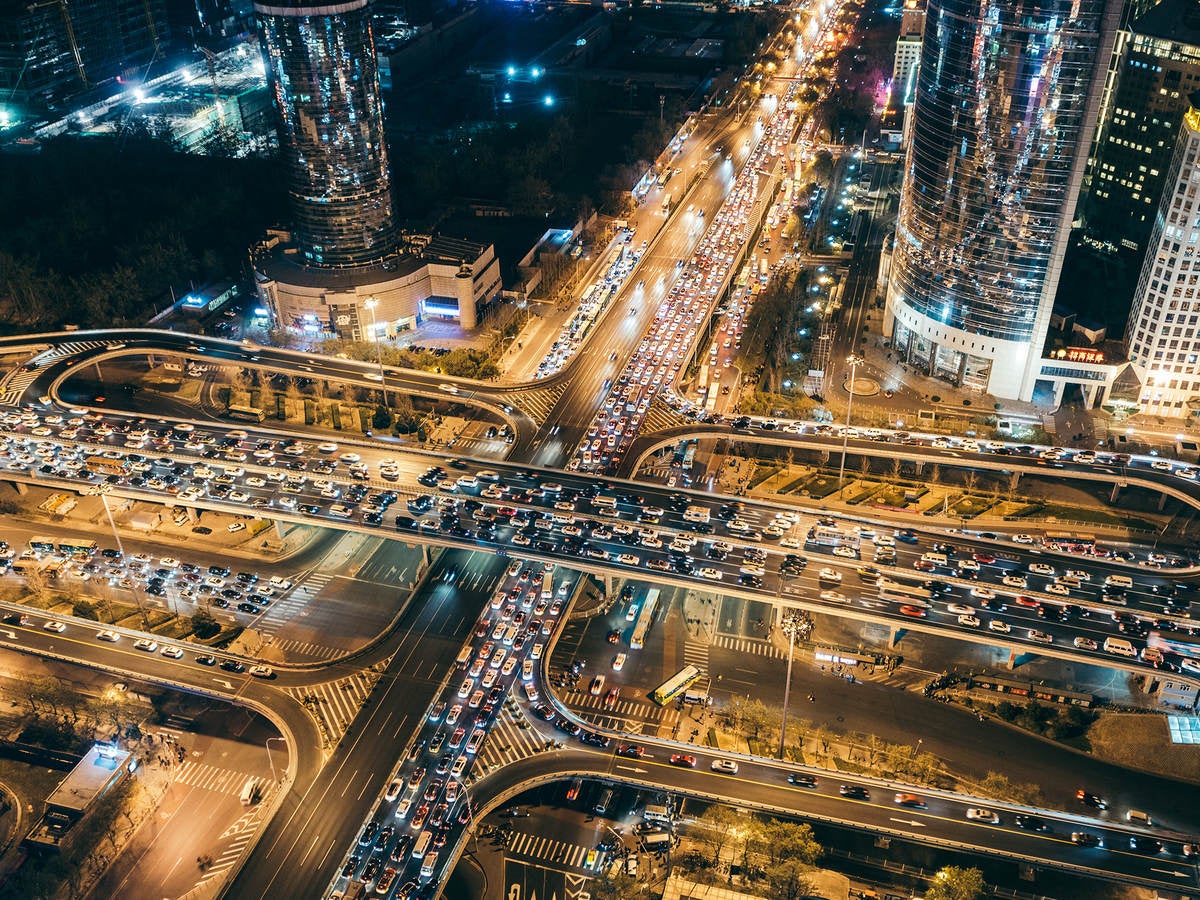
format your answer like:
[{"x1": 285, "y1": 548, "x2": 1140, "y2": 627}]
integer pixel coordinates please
[
  {"x1": 555, "y1": 718, "x2": 582, "y2": 737},
  {"x1": 1129, "y1": 836, "x2": 1164, "y2": 854},
  {"x1": 1015, "y1": 814, "x2": 1052, "y2": 833},
  {"x1": 359, "y1": 819, "x2": 380, "y2": 845},
  {"x1": 581, "y1": 731, "x2": 611, "y2": 748},
  {"x1": 617, "y1": 744, "x2": 646, "y2": 758},
  {"x1": 219, "y1": 659, "x2": 246, "y2": 673},
  {"x1": 839, "y1": 784, "x2": 870, "y2": 800},
  {"x1": 194, "y1": 654, "x2": 216, "y2": 666},
  {"x1": 237, "y1": 602, "x2": 260, "y2": 614},
  {"x1": 533, "y1": 704, "x2": 557, "y2": 721},
  {"x1": 1071, "y1": 831, "x2": 1102, "y2": 847},
  {"x1": 341, "y1": 854, "x2": 360, "y2": 877},
  {"x1": 788, "y1": 773, "x2": 818, "y2": 788},
  {"x1": 1075, "y1": 789, "x2": 1107, "y2": 809}
]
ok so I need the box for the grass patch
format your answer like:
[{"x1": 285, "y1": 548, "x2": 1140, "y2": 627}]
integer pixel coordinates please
[
  {"x1": 1087, "y1": 713, "x2": 1200, "y2": 783},
  {"x1": 950, "y1": 495, "x2": 993, "y2": 518},
  {"x1": 747, "y1": 465, "x2": 782, "y2": 490},
  {"x1": 1037, "y1": 504, "x2": 1157, "y2": 531},
  {"x1": 0, "y1": 756, "x2": 70, "y2": 809},
  {"x1": 873, "y1": 485, "x2": 914, "y2": 507},
  {"x1": 778, "y1": 474, "x2": 811, "y2": 494},
  {"x1": 706, "y1": 727, "x2": 720, "y2": 748},
  {"x1": 793, "y1": 473, "x2": 842, "y2": 499},
  {"x1": 845, "y1": 483, "x2": 878, "y2": 505},
  {"x1": 155, "y1": 618, "x2": 194, "y2": 640}
]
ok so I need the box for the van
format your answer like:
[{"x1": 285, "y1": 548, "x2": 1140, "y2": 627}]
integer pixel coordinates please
[
  {"x1": 1126, "y1": 809, "x2": 1153, "y2": 827},
  {"x1": 1103, "y1": 637, "x2": 1137, "y2": 658},
  {"x1": 920, "y1": 553, "x2": 948, "y2": 567},
  {"x1": 643, "y1": 804, "x2": 671, "y2": 824},
  {"x1": 455, "y1": 646, "x2": 472, "y2": 668},
  {"x1": 502, "y1": 626, "x2": 519, "y2": 646},
  {"x1": 641, "y1": 831, "x2": 672, "y2": 852},
  {"x1": 412, "y1": 830, "x2": 432, "y2": 859},
  {"x1": 1140, "y1": 646, "x2": 1164, "y2": 666},
  {"x1": 1104, "y1": 574, "x2": 1133, "y2": 589},
  {"x1": 240, "y1": 778, "x2": 259, "y2": 805},
  {"x1": 593, "y1": 495, "x2": 617, "y2": 510},
  {"x1": 420, "y1": 850, "x2": 439, "y2": 878},
  {"x1": 594, "y1": 788, "x2": 613, "y2": 816},
  {"x1": 531, "y1": 643, "x2": 544, "y2": 660}
]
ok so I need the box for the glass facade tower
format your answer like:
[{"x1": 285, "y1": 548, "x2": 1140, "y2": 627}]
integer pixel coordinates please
[
  {"x1": 255, "y1": 0, "x2": 395, "y2": 268},
  {"x1": 884, "y1": 0, "x2": 1118, "y2": 400}
]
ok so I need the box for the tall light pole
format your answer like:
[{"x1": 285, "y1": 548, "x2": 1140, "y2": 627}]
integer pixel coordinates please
[
  {"x1": 100, "y1": 491, "x2": 150, "y2": 629},
  {"x1": 778, "y1": 610, "x2": 809, "y2": 760},
  {"x1": 362, "y1": 297, "x2": 391, "y2": 410},
  {"x1": 838, "y1": 354, "x2": 863, "y2": 496}
]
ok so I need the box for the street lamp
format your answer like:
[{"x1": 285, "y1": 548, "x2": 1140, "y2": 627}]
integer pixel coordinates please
[
  {"x1": 265, "y1": 735, "x2": 286, "y2": 783},
  {"x1": 778, "y1": 610, "x2": 810, "y2": 760},
  {"x1": 100, "y1": 491, "x2": 151, "y2": 629},
  {"x1": 362, "y1": 297, "x2": 392, "y2": 410},
  {"x1": 837, "y1": 354, "x2": 863, "y2": 495}
]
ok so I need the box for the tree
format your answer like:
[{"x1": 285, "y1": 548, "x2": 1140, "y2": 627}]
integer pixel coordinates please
[
  {"x1": 698, "y1": 805, "x2": 745, "y2": 862},
  {"x1": 963, "y1": 471, "x2": 978, "y2": 494},
  {"x1": 926, "y1": 866, "x2": 985, "y2": 900},
  {"x1": 191, "y1": 608, "x2": 221, "y2": 640},
  {"x1": 587, "y1": 871, "x2": 639, "y2": 900},
  {"x1": 764, "y1": 857, "x2": 818, "y2": 900},
  {"x1": 928, "y1": 463, "x2": 942, "y2": 485},
  {"x1": 753, "y1": 819, "x2": 822, "y2": 868}
]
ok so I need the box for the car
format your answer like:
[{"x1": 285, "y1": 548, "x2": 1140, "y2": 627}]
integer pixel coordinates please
[
  {"x1": 965, "y1": 808, "x2": 999, "y2": 823},
  {"x1": 385, "y1": 779, "x2": 404, "y2": 802},
  {"x1": 96, "y1": 629, "x2": 120, "y2": 642},
  {"x1": 133, "y1": 639, "x2": 158, "y2": 653},
  {"x1": 818, "y1": 568, "x2": 842, "y2": 583},
  {"x1": 618, "y1": 744, "x2": 646, "y2": 759},
  {"x1": 832, "y1": 545, "x2": 857, "y2": 558},
  {"x1": 161, "y1": 646, "x2": 184, "y2": 659},
  {"x1": 1076, "y1": 789, "x2": 1107, "y2": 809},
  {"x1": 1071, "y1": 831, "x2": 1102, "y2": 847},
  {"x1": 711, "y1": 758, "x2": 739, "y2": 774},
  {"x1": 194, "y1": 654, "x2": 216, "y2": 666},
  {"x1": 839, "y1": 784, "x2": 870, "y2": 800},
  {"x1": 957, "y1": 614, "x2": 981, "y2": 628},
  {"x1": 1073, "y1": 636, "x2": 1099, "y2": 651},
  {"x1": 669, "y1": 754, "x2": 697, "y2": 768},
  {"x1": 787, "y1": 773, "x2": 818, "y2": 788},
  {"x1": 589, "y1": 675, "x2": 606, "y2": 695},
  {"x1": 219, "y1": 659, "x2": 246, "y2": 673},
  {"x1": 612, "y1": 652, "x2": 627, "y2": 672},
  {"x1": 341, "y1": 854, "x2": 360, "y2": 877},
  {"x1": 899, "y1": 605, "x2": 927, "y2": 618},
  {"x1": 946, "y1": 603, "x2": 975, "y2": 616},
  {"x1": 43, "y1": 620, "x2": 66, "y2": 633},
  {"x1": 1014, "y1": 814, "x2": 1051, "y2": 832},
  {"x1": 894, "y1": 793, "x2": 925, "y2": 808},
  {"x1": 969, "y1": 586, "x2": 996, "y2": 599},
  {"x1": 249, "y1": 665, "x2": 275, "y2": 679},
  {"x1": 988, "y1": 620, "x2": 1011, "y2": 633},
  {"x1": 1129, "y1": 836, "x2": 1164, "y2": 854}
]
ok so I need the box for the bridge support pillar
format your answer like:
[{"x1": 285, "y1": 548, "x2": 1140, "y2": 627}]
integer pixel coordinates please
[
  {"x1": 1006, "y1": 650, "x2": 1017, "y2": 671},
  {"x1": 1158, "y1": 492, "x2": 1168, "y2": 512},
  {"x1": 888, "y1": 626, "x2": 901, "y2": 648},
  {"x1": 1109, "y1": 483, "x2": 1120, "y2": 505},
  {"x1": 274, "y1": 520, "x2": 285, "y2": 541},
  {"x1": 9, "y1": 481, "x2": 25, "y2": 496},
  {"x1": 912, "y1": 461, "x2": 924, "y2": 476}
]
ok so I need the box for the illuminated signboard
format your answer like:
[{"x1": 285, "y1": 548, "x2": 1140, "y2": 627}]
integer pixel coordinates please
[{"x1": 1054, "y1": 347, "x2": 1105, "y2": 364}]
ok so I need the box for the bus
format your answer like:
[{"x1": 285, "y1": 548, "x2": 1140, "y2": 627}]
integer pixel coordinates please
[
  {"x1": 877, "y1": 579, "x2": 933, "y2": 606},
  {"x1": 225, "y1": 404, "x2": 265, "y2": 423},
  {"x1": 1042, "y1": 531, "x2": 1096, "y2": 553},
  {"x1": 661, "y1": 193, "x2": 672, "y2": 214},
  {"x1": 85, "y1": 456, "x2": 128, "y2": 477},
  {"x1": 629, "y1": 588, "x2": 660, "y2": 650},
  {"x1": 28, "y1": 536, "x2": 57, "y2": 555},
  {"x1": 650, "y1": 664, "x2": 702, "y2": 706},
  {"x1": 56, "y1": 539, "x2": 97, "y2": 557}
]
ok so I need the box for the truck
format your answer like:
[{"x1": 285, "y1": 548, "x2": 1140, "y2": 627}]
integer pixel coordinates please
[
  {"x1": 682, "y1": 505, "x2": 710, "y2": 525},
  {"x1": 85, "y1": 456, "x2": 128, "y2": 477}
]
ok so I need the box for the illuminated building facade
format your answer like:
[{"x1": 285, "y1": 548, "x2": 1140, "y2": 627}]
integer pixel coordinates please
[
  {"x1": 1086, "y1": 0, "x2": 1200, "y2": 254},
  {"x1": 1125, "y1": 94, "x2": 1200, "y2": 419},
  {"x1": 254, "y1": 0, "x2": 395, "y2": 268},
  {"x1": 884, "y1": 0, "x2": 1119, "y2": 401}
]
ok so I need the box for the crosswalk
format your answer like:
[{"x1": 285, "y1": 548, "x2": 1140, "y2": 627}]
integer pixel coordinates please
[
  {"x1": 683, "y1": 641, "x2": 710, "y2": 670},
  {"x1": 256, "y1": 573, "x2": 331, "y2": 638},
  {"x1": 516, "y1": 385, "x2": 568, "y2": 425},
  {"x1": 285, "y1": 663, "x2": 389, "y2": 750},
  {"x1": 197, "y1": 804, "x2": 270, "y2": 886},
  {"x1": 640, "y1": 400, "x2": 690, "y2": 435},
  {"x1": 473, "y1": 706, "x2": 546, "y2": 775},
  {"x1": 267, "y1": 637, "x2": 343, "y2": 662},
  {"x1": 505, "y1": 830, "x2": 603, "y2": 871},
  {"x1": 712, "y1": 634, "x2": 784, "y2": 660},
  {"x1": 173, "y1": 760, "x2": 265, "y2": 797},
  {"x1": 0, "y1": 340, "x2": 111, "y2": 405},
  {"x1": 559, "y1": 689, "x2": 662, "y2": 722}
]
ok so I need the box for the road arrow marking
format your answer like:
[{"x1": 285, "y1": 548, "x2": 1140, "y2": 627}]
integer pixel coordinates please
[
  {"x1": 615, "y1": 765, "x2": 648, "y2": 774},
  {"x1": 0, "y1": 630, "x2": 17, "y2": 640},
  {"x1": 889, "y1": 817, "x2": 927, "y2": 828},
  {"x1": 1150, "y1": 868, "x2": 1189, "y2": 879},
  {"x1": 213, "y1": 678, "x2": 234, "y2": 689}
]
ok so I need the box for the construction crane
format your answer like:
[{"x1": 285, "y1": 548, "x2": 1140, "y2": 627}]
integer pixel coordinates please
[{"x1": 198, "y1": 47, "x2": 225, "y2": 126}]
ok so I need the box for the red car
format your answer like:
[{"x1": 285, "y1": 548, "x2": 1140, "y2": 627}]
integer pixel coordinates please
[
  {"x1": 973, "y1": 552, "x2": 996, "y2": 564},
  {"x1": 1014, "y1": 595, "x2": 1040, "y2": 608},
  {"x1": 899, "y1": 605, "x2": 927, "y2": 618},
  {"x1": 669, "y1": 754, "x2": 697, "y2": 768},
  {"x1": 913, "y1": 560, "x2": 936, "y2": 572}
]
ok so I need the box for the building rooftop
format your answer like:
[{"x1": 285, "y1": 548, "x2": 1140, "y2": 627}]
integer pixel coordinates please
[
  {"x1": 1133, "y1": 0, "x2": 1200, "y2": 44},
  {"x1": 46, "y1": 743, "x2": 132, "y2": 815}
]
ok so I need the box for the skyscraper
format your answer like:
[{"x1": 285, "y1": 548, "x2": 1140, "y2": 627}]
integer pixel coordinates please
[
  {"x1": 1125, "y1": 92, "x2": 1200, "y2": 419},
  {"x1": 255, "y1": 0, "x2": 395, "y2": 268},
  {"x1": 884, "y1": 0, "x2": 1119, "y2": 401},
  {"x1": 1086, "y1": 0, "x2": 1200, "y2": 255}
]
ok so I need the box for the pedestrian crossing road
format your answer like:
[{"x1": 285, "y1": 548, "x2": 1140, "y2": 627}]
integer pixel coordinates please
[
  {"x1": 712, "y1": 633, "x2": 784, "y2": 660},
  {"x1": 173, "y1": 760, "x2": 265, "y2": 797},
  {"x1": 0, "y1": 340, "x2": 115, "y2": 405},
  {"x1": 505, "y1": 830, "x2": 604, "y2": 871}
]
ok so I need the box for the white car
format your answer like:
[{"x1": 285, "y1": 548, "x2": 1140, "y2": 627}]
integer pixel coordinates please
[
  {"x1": 966, "y1": 808, "x2": 1000, "y2": 823},
  {"x1": 711, "y1": 758, "x2": 739, "y2": 774},
  {"x1": 385, "y1": 779, "x2": 404, "y2": 802},
  {"x1": 161, "y1": 646, "x2": 184, "y2": 659},
  {"x1": 1011, "y1": 534, "x2": 1034, "y2": 544},
  {"x1": 1028, "y1": 629, "x2": 1054, "y2": 645},
  {"x1": 1045, "y1": 583, "x2": 1071, "y2": 596},
  {"x1": 832, "y1": 546, "x2": 857, "y2": 558},
  {"x1": 317, "y1": 442, "x2": 338, "y2": 453},
  {"x1": 158, "y1": 558, "x2": 180, "y2": 569},
  {"x1": 1001, "y1": 575, "x2": 1027, "y2": 589},
  {"x1": 818, "y1": 568, "x2": 842, "y2": 583},
  {"x1": 957, "y1": 615, "x2": 981, "y2": 628},
  {"x1": 1028, "y1": 563, "x2": 1055, "y2": 576},
  {"x1": 698, "y1": 568, "x2": 723, "y2": 581},
  {"x1": 96, "y1": 629, "x2": 120, "y2": 642},
  {"x1": 988, "y1": 620, "x2": 1011, "y2": 634},
  {"x1": 819, "y1": 590, "x2": 849, "y2": 604},
  {"x1": 612, "y1": 653, "x2": 626, "y2": 672},
  {"x1": 133, "y1": 639, "x2": 158, "y2": 652},
  {"x1": 1073, "y1": 636, "x2": 1099, "y2": 651},
  {"x1": 227, "y1": 522, "x2": 247, "y2": 533},
  {"x1": 946, "y1": 603, "x2": 975, "y2": 616},
  {"x1": 269, "y1": 576, "x2": 293, "y2": 590},
  {"x1": 969, "y1": 586, "x2": 996, "y2": 599}
]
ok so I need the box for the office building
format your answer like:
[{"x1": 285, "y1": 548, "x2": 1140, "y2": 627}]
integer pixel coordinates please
[
  {"x1": 883, "y1": 0, "x2": 1119, "y2": 401},
  {"x1": 1125, "y1": 92, "x2": 1200, "y2": 419},
  {"x1": 1086, "y1": 0, "x2": 1200, "y2": 254},
  {"x1": 254, "y1": 0, "x2": 395, "y2": 268},
  {"x1": 892, "y1": 0, "x2": 923, "y2": 106},
  {"x1": 0, "y1": 0, "x2": 168, "y2": 113}
]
